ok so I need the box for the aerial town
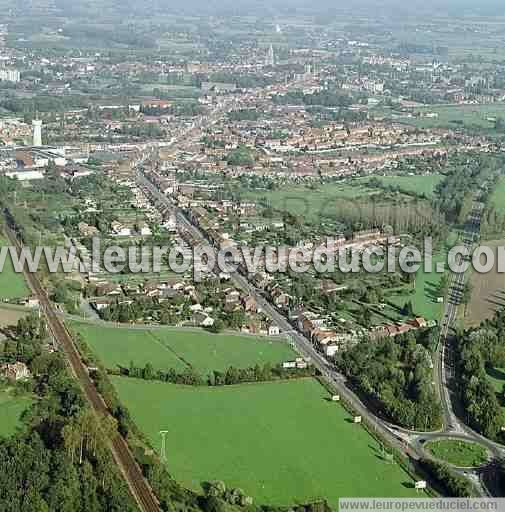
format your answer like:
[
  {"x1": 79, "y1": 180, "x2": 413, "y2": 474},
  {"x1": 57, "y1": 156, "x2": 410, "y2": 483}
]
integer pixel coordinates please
[{"x1": 2, "y1": 1, "x2": 505, "y2": 510}]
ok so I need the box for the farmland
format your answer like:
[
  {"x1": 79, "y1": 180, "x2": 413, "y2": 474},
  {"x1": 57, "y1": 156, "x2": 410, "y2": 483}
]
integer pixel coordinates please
[
  {"x1": 396, "y1": 104, "x2": 505, "y2": 133},
  {"x1": 465, "y1": 240, "x2": 505, "y2": 327},
  {"x1": 425, "y1": 439, "x2": 489, "y2": 468},
  {"x1": 0, "y1": 305, "x2": 29, "y2": 328},
  {"x1": 112, "y1": 377, "x2": 419, "y2": 507},
  {"x1": 0, "y1": 389, "x2": 32, "y2": 438},
  {"x1": 72, "y1": 322, "x2": 296, "y2": 374},
  {"x1": 0, "y1": 237, "x2": 30, "y2": 300}
]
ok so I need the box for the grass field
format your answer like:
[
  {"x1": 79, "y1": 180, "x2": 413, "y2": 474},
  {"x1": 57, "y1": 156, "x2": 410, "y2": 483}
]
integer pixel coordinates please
[
  {"x1": 425, "y1": 439, "x2": 488, "y2": 468},
  {"x1": 243, "y1": 182, "x2": 379, "y2": 222},
  {"x1": 388, "y1": 255, "x2": 444, "y2": 321},
  {"x1": 0, "y1": 237, "x2": 30, "y2": 300},
  {"x1": 113, "y1": 377, "x2": 419, "y2": 506},
  {"x1": 371, "y1": 175, "x2": 443, "y2": 198},
  {"x1": 72, "y1": 323, "x2": 296, "y2": 374},
  {"x1": 485, "y1": 366, "x2": 505, "y2": 395},
  {"x1": 489, "y1": 178, "x2": 505, "y2": 216},
  {"x1": 0, "y1": 389, "x2": 32, "y2": 437},
  {"x1": 397, "y1": 104, "x2": 505, "y2": 133}
]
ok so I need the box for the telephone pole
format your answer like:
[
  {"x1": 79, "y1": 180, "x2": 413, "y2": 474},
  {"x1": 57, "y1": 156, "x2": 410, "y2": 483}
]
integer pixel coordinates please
[{"x1": 159, "y1": 430, "x2": 169, "y2": 462}]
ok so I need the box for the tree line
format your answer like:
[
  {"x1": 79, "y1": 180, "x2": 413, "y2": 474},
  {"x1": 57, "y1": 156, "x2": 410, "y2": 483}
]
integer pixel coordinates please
[
  {"x1": 454, "y1": 309, "x2": 505, "y2": 441},
  {"x1": 114, "y1": 361, "x2": 317, "y2": 387}
]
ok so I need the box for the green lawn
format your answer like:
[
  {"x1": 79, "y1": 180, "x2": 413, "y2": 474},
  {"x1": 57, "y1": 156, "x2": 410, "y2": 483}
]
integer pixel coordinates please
[
  {"x1": 72, "y1": 323, "x2": 296, "y2": 374},
  {"x1": 0, "y1": 390, "x2": 32, "y2": 437},
  {"x1": 489, "y1": 177, "x2": 505, "y2": 216},
  {"x1": 425, "y1": 439, "x2": 488, "y2": 468},
  {"x1": 389, "y1": 233, "x2": 458, "y2": 321},
  {"x1": 243, "y1": 182, "x2": 380, "y2": 222},
  {"x1": 389, "y1": 251, "x2": 446, "y2": 321},
  {"x1": 113, "y1": 377, "x2": 419, "y2": 506},
  {"x1": 0, "y1": 237, "x2": 30, "y2": 300},
  {"x1": 397, "y1": 104, "x2": 505, "y2": 133},
  {"x1": 486, "y1": 366, "x2": 505, "y2": 394},
  {"x1": 371, "y1": 175, "x2": 443, "y2": 198}
]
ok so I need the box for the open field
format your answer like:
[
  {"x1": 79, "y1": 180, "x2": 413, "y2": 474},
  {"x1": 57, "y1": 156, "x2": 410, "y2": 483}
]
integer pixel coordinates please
[
  {"x1": 113, "y1": 377, "x2": 419, "y2": 506},
  {"x1": 388, "y1": 254, "x2": 445, "y2": 321},
  {"x1": 0, "y1": 237, "x2": 30, "y2": 300},
  {"x1": 396, "y1": 104, "x2": 505, "y2": 133},
  {"x1": 243, "y1": 182, "x2": 380, "y2": 222},
  {"x1": 0, "y1": 389, "x2": 32, "y2": 437},
  {"x1": 465, "y1": 240, "x2": 505, "y2": 327},
  {"x1": 0, "y1": 305, "x2": 29, "y2": 328},
  {"x1": 371, "y1": 175, "x2": 443, "y2": 198},
  {"x1": 489, "y1": 178, "x2": 505, "y2": 216},
  {"x1": 425, "y1": 439, "x2": 489, "y2": 468},
  {"x1": 72, "y1": 322, "x2": 296, "y2": 373}
]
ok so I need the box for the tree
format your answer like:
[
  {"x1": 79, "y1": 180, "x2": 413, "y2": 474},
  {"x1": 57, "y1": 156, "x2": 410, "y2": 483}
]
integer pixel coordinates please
[{"x1": 402, "y1": 300, "x2": 414, "y2": 317}]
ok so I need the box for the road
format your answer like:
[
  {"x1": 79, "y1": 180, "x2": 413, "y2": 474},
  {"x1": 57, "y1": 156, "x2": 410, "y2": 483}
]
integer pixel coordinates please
[
  {"x1": 436, "y1": 202, "x2": 483, "y2": 434},
  {"x1": 134, "y1": 96, "x2": 505, "y2": 494},
  {"x1": 3, "y1": 221, "x2": 161, "y2": 512}
]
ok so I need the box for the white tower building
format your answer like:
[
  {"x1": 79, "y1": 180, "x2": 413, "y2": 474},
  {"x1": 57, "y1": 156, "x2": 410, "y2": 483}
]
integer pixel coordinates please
[
  {"x1": 266, "y1": 44, "x2": 275, "y2": 67},
  {"x1": 32, "y1": 119, "x2": 42, "y2": 147}
]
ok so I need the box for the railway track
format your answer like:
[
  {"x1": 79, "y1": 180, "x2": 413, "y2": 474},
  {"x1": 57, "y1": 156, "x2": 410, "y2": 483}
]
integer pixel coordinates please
[{"x1": 3, "y1": 223, "x2": 160, "y2": 512}]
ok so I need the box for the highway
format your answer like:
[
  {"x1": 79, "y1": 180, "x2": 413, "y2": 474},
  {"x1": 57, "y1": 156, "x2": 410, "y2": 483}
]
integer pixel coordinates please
[{"x1": 3, "y1": 221, "x2": 161, "y2": 512}]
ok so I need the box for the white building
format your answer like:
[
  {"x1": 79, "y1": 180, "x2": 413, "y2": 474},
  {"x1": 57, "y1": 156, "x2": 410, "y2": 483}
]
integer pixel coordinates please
[{"x1": 0, "y1": 68, "x2": 20, "y2": 83}]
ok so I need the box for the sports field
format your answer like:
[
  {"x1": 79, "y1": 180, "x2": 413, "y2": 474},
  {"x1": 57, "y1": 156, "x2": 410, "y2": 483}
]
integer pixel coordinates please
[
  {"x1": 113, "y1": 377, "x2": 419, "y2": 506},
  {"x1": 0, "y1": 390, "x2": 32, "y2": 437},
  {"x1": 0, "y1": 237, "x2": 30, "y2": 300},
  {"x1": 72, "y1": 323, "x2": 296, "y2": 373}
]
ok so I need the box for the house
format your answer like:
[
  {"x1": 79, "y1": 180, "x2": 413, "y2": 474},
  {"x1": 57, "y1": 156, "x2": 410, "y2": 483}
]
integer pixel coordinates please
[
  {"x1": 90, "y1": 298, "x2": 117, "y2": 311},
  {"x1": 268, "y1": 324, "x2": 280, "y2": 336},
  {"x1": 78, "y1": 222, "x2": 99, "y2": 237},
  {"x1": 1, "y1": 362, "x2": 31, "y2": 382},
  {"x1": 242, "y1": 295, "x2": 257, "y2": 313},
  {"x1": 193, "y1": 311, "x2": 215, "y2": 327},
  {"x1": 111, "y1": 221, "x2": 132, "y2": 237},
  {"x1": 410, "y1": 317, "x2": 427, "y2": 329},
  {"x1": 95, "y1": 282, "x2": 122, "y2": 297}
]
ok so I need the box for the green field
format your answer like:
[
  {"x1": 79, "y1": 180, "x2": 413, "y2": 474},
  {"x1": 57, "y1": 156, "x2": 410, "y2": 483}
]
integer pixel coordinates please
[
  {"x1": 372, "y1": 175, "x2": 443, "y2": 198},
  {"x1": 489, "y1": 177, "x2": 505, "y2": 215},
  {"x1": 425, "y1": 439, "x2": 488, "y2": 468},
  {"x1": 72, "y1": 323, "x2": 295, "y2": 374},
  {"x1": 113, "y1": 377, "x2": 419, "y2": 506},
  {"x1": 243, "y1": 182, "x2": 380, "y2": 222},
  {"x1": 397, "y1": 104, "x2": 505, "y2": 133},
  {"x1": 389, "y1": 251, "x2": 446, "y2": 321},
  {"x1": 0, "y1": 237, "x2": 30, "y2": 300},
  {"x1": 0, "y1": 390, "x2": 32, "y2": 437},
  {"x1": 389, "y1": 233, "x2": 458, "y2": 321}
]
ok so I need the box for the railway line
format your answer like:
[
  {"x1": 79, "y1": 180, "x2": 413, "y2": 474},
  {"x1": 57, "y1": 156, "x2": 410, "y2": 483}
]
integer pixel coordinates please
[{"x1": 3, "y1": 221, "x2": 160, "y2": 512}]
